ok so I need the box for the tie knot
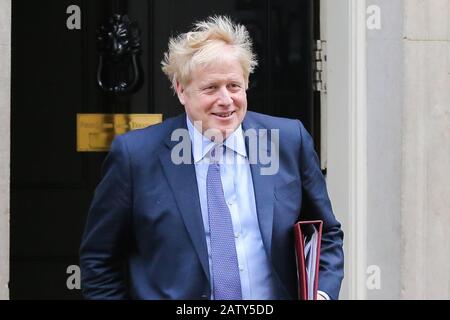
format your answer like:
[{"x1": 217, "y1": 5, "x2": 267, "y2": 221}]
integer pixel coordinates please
[{"x1": 210, "y1": 145, "x2": 222, "y2": 163}]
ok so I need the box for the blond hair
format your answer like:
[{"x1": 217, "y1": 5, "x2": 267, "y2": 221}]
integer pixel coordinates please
[{"x1": 161, "y1": 15, "x2": 258, "y2": 91}]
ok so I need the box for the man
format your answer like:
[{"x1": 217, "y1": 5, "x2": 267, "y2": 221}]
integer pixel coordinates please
[{"x1": 80, "y1": 15, "x2": 344, "y2": 300}]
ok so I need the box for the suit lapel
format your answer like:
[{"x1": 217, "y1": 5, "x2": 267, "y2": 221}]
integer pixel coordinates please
[
  {"x1": 157, "y1": 112, "x2": 277, "y2": 281},
  {"x1": 243, "y1": 113, "x2": 276, "y2": 260},
  {"x1": 158, "y1": 115, "x2": 210, "y2": 282}
]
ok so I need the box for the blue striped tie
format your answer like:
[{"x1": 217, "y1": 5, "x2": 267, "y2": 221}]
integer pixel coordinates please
[{"x1": 207, "y1": 147, "x2": 242, "y2": 300}]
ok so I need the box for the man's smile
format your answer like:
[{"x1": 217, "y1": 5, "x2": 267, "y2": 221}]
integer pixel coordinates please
[{"x1": 211, "y1": 111, "x2": 236, "y2": 119}]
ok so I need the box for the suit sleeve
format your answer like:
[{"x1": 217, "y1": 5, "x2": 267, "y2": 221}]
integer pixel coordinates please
[
  {"x1": 79, "y1": 135, "x2": 132, "y2": 299},
  {"x1": 297, "y1": 120, "x2": 344, "y2": 300}
]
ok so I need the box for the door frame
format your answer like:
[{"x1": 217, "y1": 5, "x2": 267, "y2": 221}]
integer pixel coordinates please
[
  {"x1": 321, "y1": 0, "x2": 368, "y2": 299},
  {"x1": 0, "y1": 0, "x2": 11, "y2": 301}
]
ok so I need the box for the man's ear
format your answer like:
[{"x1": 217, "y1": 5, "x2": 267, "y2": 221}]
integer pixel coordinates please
[{"x1": 175, "y1": 81, "x2": 186, "y2": 105}]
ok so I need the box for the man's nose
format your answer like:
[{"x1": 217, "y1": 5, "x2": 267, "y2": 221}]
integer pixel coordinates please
[{"x1": 217, "y1": 87, "x2": 233, "y2": 105}]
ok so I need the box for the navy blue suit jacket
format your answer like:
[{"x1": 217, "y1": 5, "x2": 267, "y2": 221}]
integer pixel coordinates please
[{"x1": 79, "y1": 111, "x2": 344, "y2": 300}]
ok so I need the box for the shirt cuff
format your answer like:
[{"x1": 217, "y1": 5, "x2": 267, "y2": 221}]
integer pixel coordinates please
[{"x1": 317, "y1": 290, "x2": 331, "y2": 300}]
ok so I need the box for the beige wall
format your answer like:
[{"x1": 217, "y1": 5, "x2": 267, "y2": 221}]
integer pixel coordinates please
[
  {"x1": 401, "y1": 0, "x2": 450, "y2": 299},
  {"x1": 0, "y1": 0, "x2": 11, "y2": 300}
]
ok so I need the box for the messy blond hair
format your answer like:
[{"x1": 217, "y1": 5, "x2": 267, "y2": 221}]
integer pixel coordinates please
[{"x1": 161, "y1": 15, "x2": 258, "y2": 91}]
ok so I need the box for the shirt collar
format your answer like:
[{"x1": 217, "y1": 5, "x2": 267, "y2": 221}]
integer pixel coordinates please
[{"x1": 186, "y1": 115, "x2": 247, "y2": 163}]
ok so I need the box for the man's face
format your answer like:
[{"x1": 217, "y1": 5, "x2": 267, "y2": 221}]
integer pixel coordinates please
[{"x1": 176, "y1": 53, "x2": 247, "y2": 141}]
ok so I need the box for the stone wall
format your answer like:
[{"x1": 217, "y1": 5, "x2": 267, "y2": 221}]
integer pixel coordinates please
[{"x1": 401, "y1": 0, "x2": 450, "y2": 299}]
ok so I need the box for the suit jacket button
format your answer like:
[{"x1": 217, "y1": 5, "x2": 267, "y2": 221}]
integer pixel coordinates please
[{"x1": 201, "y1": 294, "x2": 208, "y2": 299}]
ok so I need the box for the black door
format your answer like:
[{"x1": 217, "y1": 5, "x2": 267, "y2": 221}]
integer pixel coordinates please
[{"x1": 11, "y1": 0, "x2": 319, "y2": 299}]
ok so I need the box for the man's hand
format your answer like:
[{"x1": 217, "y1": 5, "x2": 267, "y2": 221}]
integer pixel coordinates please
[{"x1": 316, "y1": 293, "x2": 327, "y2": 300}]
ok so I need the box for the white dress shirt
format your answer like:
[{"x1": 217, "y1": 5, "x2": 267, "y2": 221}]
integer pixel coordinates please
[{"x1": 187, "y1": 116, "x2": 277, "y2": 299}]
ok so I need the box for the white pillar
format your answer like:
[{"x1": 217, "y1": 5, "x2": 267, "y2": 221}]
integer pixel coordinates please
[
  {"x1": 322, "y1": 0, "x2": 368, "y2": 299},
  {"x1": 365, "y1": 0, "x2": 404, "y2": 299},
  {"x1": 0, "y1": 0, "x2": 11, "y2": 300}
]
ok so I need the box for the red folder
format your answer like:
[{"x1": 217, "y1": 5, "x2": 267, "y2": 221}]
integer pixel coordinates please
[{"x1": 294, "y1": 220, "x2": 323, "y2": 300}]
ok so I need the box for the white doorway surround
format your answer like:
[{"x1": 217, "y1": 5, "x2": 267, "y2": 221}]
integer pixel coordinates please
[
  {"x1": 0, "y1": 0, "x2": 11, "y2": 300},
  {"x1": 321, "y1": 0, "x2": 368, "y2": 299}
]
